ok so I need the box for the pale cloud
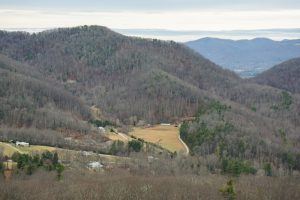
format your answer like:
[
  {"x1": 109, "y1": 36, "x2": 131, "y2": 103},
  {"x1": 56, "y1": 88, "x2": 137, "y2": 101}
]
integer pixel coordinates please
[
  {"x1": 1, "y1": 9, "x2": 300, "y2": 31},
  {"x1": 1, "y1": 0, "x2": 300, "y2": 11}
]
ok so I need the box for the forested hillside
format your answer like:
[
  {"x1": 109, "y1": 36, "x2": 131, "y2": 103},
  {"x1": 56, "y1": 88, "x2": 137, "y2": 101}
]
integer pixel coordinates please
[
  {"x1": 0, "y1": 26, "x2": 299, "y2": 126},
  {"x1": 0, "y1": 55, "x2": 110, "y2": 151},
  {"x1": 252, "y1": 58, "x2": 300, "y2": 93},
  {"x1": 0, "y1": 26, "x2": 300, "y2": 174},
  {"x1": 0, "y1": 26, "x2": 240, "y2": 123}
]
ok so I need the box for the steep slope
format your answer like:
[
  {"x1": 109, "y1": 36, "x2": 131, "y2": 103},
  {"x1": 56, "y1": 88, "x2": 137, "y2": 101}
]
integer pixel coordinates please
[
  {"x1": 0, "y1": 26, "x2": 241, "y2": 123},
  {"x1": 185, "y1": 37, "x2": 300, "y2": 77},
  {"x1": 0, "y1": 26, "x2": 299, "y2": 125},
  {"x1": 252, "y1": 58, "x2": 300, "y2": 93},
  {"x1": 0, "y1": 55, "x2": 104, "y2": 147}
]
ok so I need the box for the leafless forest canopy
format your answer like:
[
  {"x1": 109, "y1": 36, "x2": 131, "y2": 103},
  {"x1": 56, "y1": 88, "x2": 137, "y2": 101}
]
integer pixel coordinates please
[{"x1": 0, "y1": 26, "x2": 300, "y2": 199}]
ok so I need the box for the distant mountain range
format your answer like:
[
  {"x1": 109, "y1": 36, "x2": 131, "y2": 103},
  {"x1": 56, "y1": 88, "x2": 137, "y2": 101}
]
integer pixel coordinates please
[
  {"x1": 3, "y1": 27, "x2": 300, "y2": 42},
  {"x1": 185, "y1": 37, "x2": 300, "y2": 77}
]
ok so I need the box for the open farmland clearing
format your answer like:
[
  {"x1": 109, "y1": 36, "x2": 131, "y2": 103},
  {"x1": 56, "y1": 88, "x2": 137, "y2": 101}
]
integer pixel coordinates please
[{"x1": 130, "y1": 125, "x2": 189, "y2": 154}]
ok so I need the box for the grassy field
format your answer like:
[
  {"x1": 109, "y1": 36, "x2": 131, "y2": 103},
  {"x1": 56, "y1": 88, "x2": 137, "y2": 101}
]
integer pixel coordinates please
[
  {"x1": 0, "y1": 142, "x2": 128, "y2": 167},
  {"x1": 0, "y1": 142, "x2": 56, "y2": 157},
  {"x1": 17, "y1": 145, "x2": 56, "y2": 154},
  {"x1": 130, "y1": 125, "x2": 186, "y2": 153},
  {"x1": 56, "y1": 148, "x2": 130, "y2": 166},
  {"x1": 0, "y1": 142, "x2": 23, "y2": 157}
]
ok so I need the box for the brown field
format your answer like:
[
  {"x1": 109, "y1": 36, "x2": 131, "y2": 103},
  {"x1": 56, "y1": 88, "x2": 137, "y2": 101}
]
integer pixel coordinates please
[
  {"x1": 105, "y1": 132, "x2": 130, "y2": 142},
  {"x1": 0, "y1": 142, "x2": 23, "y2": 157},
  {"x1": 130, "y1": 125, "x2": 186, "y2": 153}
]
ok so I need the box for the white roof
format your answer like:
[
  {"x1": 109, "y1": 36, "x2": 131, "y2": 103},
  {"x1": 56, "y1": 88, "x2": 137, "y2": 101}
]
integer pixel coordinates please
[
  {"x1": 16, "y1": 141, "x2": 29, "y2": 144},
  {"x1": 88, "y1": 161, "x2": 103, "y2": 169}
]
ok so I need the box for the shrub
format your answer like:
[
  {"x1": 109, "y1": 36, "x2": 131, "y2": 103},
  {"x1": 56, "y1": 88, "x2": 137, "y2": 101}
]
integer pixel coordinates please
[
  {"x1": 128, "y1": 140, "x2": 143, "y2": 152},
  {"x1": 220, "y1": 179, "x2": 236, "y2": 200},
  {"x1": 209, "y1": 100, "x2": 229, "y2": 116},
  {"x1": 11, "y1": 152, "x2": 21, "y2": 162},
  {"x1": 0, "y1": 161, "x2": 3, "y2": 173},
  {"x1": 56, "y1": 163, "x2": 65, "y2": 180},
  {"x1": 25, "y1": 163, "x2": 35, "y2": 175},
  {"x1": 281, "y1": 152, "x2": 298, "y2": 172},
  {"x1": 89, "y1": 119, "x2": 114, "y2": 127},
  {"x1": 263, "y1": 163, "x2": 272, "y2": 176},
  {"x1": 281, "y1": 91, "x2": 292, "y2": 109},
  {"x1": 13, "y1": 151, "x2": 64, "y2": 177},
  {"x1": 222, "y1": 159, "x2": 256, "y2": 176},
  {"x1": 17, "y1": 154, "x2": 30, "y2": 169},
  {"x1": 109, "y1": 140, "x2": 125, "y2": 155},
  {"x1": 179, "y1": 122, "x2": 189, "y2": 141}
]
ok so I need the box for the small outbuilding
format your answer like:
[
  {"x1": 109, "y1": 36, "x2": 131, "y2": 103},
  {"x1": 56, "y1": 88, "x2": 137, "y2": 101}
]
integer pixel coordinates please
[
  {"x1": 160, "y1": 123, "x2": 171, "y2": 126},
  {"x1": 16, "y1": 141, "x2": 29, "y2": 147},
  {"x1": 88, "y1": 161, "x2": 103, "y2": 170},
  {"x1": 98, "y1": 127, "x2": 106, "y2": 133}
]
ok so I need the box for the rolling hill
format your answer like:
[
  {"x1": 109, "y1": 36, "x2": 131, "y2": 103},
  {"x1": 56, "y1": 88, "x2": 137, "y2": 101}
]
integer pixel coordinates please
[
  {"x1": 0, "y1": 26, "x2": 241, "y2": 124},
  {"x1": 185, "y1": 37, "x2": 300, "y2": 77},
  {"x1": 252, "y1": 58, "x2": 300, "y2": 93},
  {"x1": 0, "y1": 54, "x2": 109, "y2": 151},
  {"x1": 0, "y1": 26, "x2": 299, "y2": 171},
  {"x1": 0, "y1": 26, "x2": 299, "y2": 127}
]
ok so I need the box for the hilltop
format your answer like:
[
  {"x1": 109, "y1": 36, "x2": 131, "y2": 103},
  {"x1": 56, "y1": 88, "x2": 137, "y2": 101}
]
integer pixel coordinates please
[
  {"x1": 252, "y1": 58, "x2": 300, "y2": 93},
  {"x1": 0, "y1": 26, "x2": 240, "y2": 123}
]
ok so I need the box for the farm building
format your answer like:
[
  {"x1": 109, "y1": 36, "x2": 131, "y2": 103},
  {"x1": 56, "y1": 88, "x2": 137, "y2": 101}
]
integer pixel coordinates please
[
  {"x1": 88, "y1": 161, "x2": 104, "y2": 171},
  {"x1": 16, "y1": 141, "x2": 29, "y2": 147},
  {"x1": 98, "y1": 127, "x2": 106, "y2": 133},
  {"x1": 160, "y1": 123, "x2": 171, "y2": 126}
]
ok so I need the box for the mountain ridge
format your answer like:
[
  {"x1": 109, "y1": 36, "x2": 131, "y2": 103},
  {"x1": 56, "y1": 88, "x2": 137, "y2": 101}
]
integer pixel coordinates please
[
  {"x1": 252, "y1": 57, "x2": 300, "y2": 93},
  {"x1": 0, "y1": 26, "x2": 240, "y2": 123},
  {"x1": 185, "y1": 37, "x2": 300, "y2": 77}
]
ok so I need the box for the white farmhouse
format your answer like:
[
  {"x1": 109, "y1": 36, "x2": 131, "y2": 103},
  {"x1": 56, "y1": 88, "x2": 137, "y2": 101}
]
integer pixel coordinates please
[{"x1": 16, "y1": 141, "x2": 29, "y2": 147}]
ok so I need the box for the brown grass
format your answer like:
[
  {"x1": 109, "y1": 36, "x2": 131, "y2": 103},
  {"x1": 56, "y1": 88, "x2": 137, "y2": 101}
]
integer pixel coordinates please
[
  {"x1": 130, "y1": 125, "x2": 185, "y2": 153},
  {"x1": 0, "y1": 142, "x2": 56, "y2": 157},
  {"x1": 17, "y1": 145, "x2": 56, "y2": 154},
  {"x1": 55, "y1": 148, "x2": 130, "y2": 165},
  {"x1": 105, "y1": 132, "x2": 130, "y2": 142},
  {"x1": 0, "y1": 142, "x2": 23, "y2": 157}
]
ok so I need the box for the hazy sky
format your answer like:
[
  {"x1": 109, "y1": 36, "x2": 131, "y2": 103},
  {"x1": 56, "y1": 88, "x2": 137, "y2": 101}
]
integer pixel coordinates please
[
  {"x1": 0, "y1": 0, "x2": 299, "y2": 41},
  {"x1": 1, "y1": 0, "x2": 300, "y2": 11}
]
